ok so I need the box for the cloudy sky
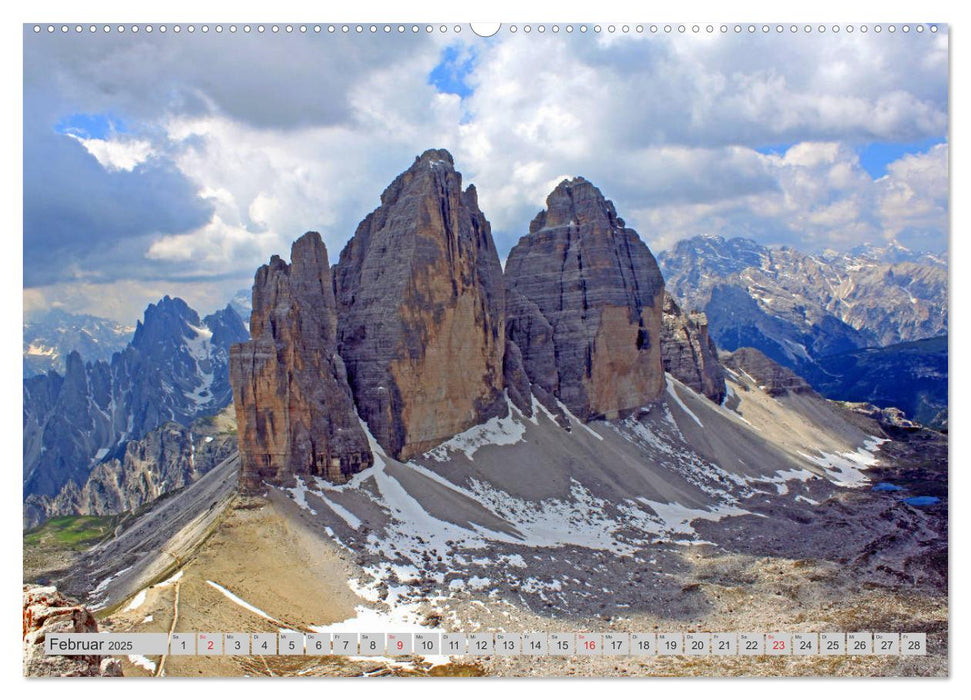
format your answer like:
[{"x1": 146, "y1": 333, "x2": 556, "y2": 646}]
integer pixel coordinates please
[{"x1": 23, "y1": 24, "x2": 949, "y2": 323}]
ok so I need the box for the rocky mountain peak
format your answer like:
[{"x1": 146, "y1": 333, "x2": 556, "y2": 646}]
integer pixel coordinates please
[
  {"x1": 62, "y1": 350, "x2": 86, "y2": 384},
  {"x1": 660, "y1": 233, "x2": 948, "y2": 361},
  {"x1": 24, "y1": 295, "x2": 248, "y2": 504},
  {"x1": 530, "y1": 177, "x2": 624, "y2": 234},
  {"x1": 415, "y1": 147, "x2": 455, "y2": 168},
  {"x1": 230, "y1": 232, "x2": 372, "y2": 491},
  {"x1": 505, "y1": 178, "x2": 666, "y2": 421},
  {"x1": 131, "y1": 295, "x2": 200, "y2": 351},
  {"x1": 248, "y1": 231, "x2": 335, "y2": 341},
  {"x1": 376, "y1": 147, "x2": 464, "y2": 209},
  {"x1": 660, "y1": 235, "x2": 767, "y2": 290},
  {"x1": 202, "y1": 305, "x2": 248, "y2": 351},
  {"x1": 334, "y1": 151, "x2": 506, "y2": 460}
]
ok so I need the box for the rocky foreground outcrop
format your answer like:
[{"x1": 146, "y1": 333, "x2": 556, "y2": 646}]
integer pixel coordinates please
[
  {"x1": 839, "y1": 402, "x2": 919, "y2": 429},
  {"x1": 504, "y1": 177, "x2": 666, "y2": 420},
  {"x1": 23, "y1": 585, "x2": 122, "y2": 677},
  {"x1": 660, "y1": 292, "x2": 726, "y2": 403},
  {"x1": 722, "y1": 347, "x2": 815, "y2": 397},
  {"x1": 333, "y1": 149, "x2": 506, "y2": 460},
  {"x1": 230, "y1": 232, "x2": 372, "y2": 491}
]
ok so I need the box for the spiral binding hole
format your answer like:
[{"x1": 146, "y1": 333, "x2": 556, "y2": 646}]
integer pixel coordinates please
[{"x1": 29, "y1": 23, "x2": 944, "y2": 37}]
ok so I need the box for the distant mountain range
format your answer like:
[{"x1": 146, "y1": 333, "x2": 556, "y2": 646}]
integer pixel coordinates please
[
  {"x1": 24, "y1": 410, "x2": 239, "y2": 529},
  {"x1": 658, "y1": 235, "x2": 947, "y2": 415},
  {"x1": 23, "y1": 296, "x2": 248, "y2": 511},
  {"x1": 659, "y1": 235, "x2": 947, "y2": 360},
  {"x1": 23, "y1": 309, "x2": 134, "y2": 377}
]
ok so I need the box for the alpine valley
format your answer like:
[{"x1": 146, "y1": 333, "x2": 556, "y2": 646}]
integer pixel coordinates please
[{"x1": 23, "y1": 150, "x2": 947, "y2": 678}]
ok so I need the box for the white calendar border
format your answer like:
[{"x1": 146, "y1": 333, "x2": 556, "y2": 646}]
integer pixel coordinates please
[{"x1": 5, "y1": 0, "x2": 964, "y2": 697}]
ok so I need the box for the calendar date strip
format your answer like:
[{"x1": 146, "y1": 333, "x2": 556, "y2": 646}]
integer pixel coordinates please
[{"x1": 45, "y1": 631, "x2": 928, "y2": 657}]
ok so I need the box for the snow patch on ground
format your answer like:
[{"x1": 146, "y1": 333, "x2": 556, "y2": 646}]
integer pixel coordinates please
[
  {"x1": 283, "y1": 476, "x2": 317, "y2": 515},
  {"x1": 348, "y1": 577, "x2": 383, "y2": 603},
  {"x1": 526, "y1": 394, "x2": 568, "y2": 429},
  {"x1": 128, "y1": 654, "x2": 156, "y2": 673},
  {"x1": 554, "y1": 398, "x2": 604, "y2": 440},
  {"x1": 316, "y1": 492, "x2": 362, "y2": 530},
  {"x1": 281, "y1": 476, "x2": 361, "y2": 529},
  {"x1": 88, "y1": 565, "x2": 133, "y2": 609},
  {"x1": 159, "y1": 570, "x2": 183, "y2": 586},
  {"x1": 425, "y1": 399, "x2": 527, "y2": 461},
  {"x1": 311, "y1": 600, "x2": 425, "y2": 635},
  {"x1": 468, "y1": 478, "x2": 650, "y2": 553},
  {"x1": 754, "y1": 467, "x2": 817, "y2": 496},
  {"x1": 313, "y1": 574, "x2": 454, "y2": 666},
  {"x1": 637, "y1": 498, "x2": 749, "y2": 535},
  {"x1": 183, "y1": 323, "x2": 214, "y2": 409},
  {"x1": 503, "y1": 554, "x2": 527, "y2": 568},
  {"x1": 124, "y1": 589, "x2": 147, "y2": 612},
  {"x1": 666, "y1": 376, "x2": 704, "y2": 427},
  {"x1": 401, "y1": 459, "x2": 479, "y2": 497},
  {"x1": 798, "y1": 437, "x2": 886, "y2": 487},
  {"x1": 206, "y1": 580, "x2": 282, "y2": 625},
  {"x1": 26, "y1": 343, "x2": 56, "y2": 357}
]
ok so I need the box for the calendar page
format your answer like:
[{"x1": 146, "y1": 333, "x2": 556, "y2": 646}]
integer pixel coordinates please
[{"x1": 21, "y1": 17, "x2": 949, "y2": 681}]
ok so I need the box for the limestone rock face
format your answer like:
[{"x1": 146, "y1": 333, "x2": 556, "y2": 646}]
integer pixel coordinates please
[
  {"x1": 502, "y1": 338, "x2": 533, "y2": 417},
  {"x1": 23, "y1": 585, "x2": 123, "y2": 677},
  {"x1": 660, "y1": 292, "x2": 726, "y2": 403},
  {"x1": 230, "y1": 232, "x2": 372, "y2": 492},
  {"x1": 722, "y1": 347, "x2": 815, "y2": 397},
  {"x1": 504, "y1": 288, "x2": 557, "y2": 397},
  {"x1": 334, "y1": 149, "x2": 506, "y2": 460},
  {"x1": 504, "y1": 177, "x2": 666, "y2": 420}
]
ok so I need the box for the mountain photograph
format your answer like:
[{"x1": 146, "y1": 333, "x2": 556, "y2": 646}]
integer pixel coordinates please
[{"x1": 21, "y1": 22, "x2": 948, "y2": 682}]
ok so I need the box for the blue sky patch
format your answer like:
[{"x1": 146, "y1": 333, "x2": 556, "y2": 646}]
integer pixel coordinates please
[
  {"x1": 54, "y1": 112, "x2": 127, "y2": 140},
  {"x1": 756, "y1": 138, "x2": 946, "y2": 180},
  {"x1": 857, "y1": 137, "x2": 946, "y2": 179},
  {"x1": 755, "y1": 143, "x2": 796, "y2": 157},
  {"x1": 428, "y1": 45, "x2": 476, "y2": 98}
]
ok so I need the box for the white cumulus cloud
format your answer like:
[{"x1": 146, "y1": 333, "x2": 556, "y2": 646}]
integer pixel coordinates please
[{"x1": 68, "y1": 134, "x2": 154, "y2": 172}]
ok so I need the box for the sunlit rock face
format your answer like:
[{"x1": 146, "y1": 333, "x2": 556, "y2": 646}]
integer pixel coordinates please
[
  {"x1": 230, "y1": 232, "x2": 372, "y2": 492},
  {"x1": 333, "y1": 149, "x2": 507, "y2": 460}
]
